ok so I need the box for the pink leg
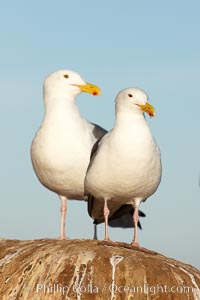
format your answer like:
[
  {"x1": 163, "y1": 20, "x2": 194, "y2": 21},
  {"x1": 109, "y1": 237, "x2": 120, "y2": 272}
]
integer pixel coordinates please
[
  {"x1": 59, "y1": 196, "x2": 67, "y2": 240},
  {"x1": 132, "y1": 206, "x2": 140, "y2": 247},
  {"x1": 93, "y1": 224, "x2": 98, "y2": 240},
  {"x1": 104, "y1": 199, "x2": 110, "y2": 241}
]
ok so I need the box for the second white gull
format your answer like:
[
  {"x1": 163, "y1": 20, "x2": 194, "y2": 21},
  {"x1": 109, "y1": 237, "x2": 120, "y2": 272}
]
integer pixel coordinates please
[{"x1": 85, "y1": 87, "x2": 162, "y2": 247}]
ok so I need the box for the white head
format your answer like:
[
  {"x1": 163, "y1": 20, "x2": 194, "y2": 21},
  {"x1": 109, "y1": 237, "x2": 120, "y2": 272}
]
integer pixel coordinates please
[
  {"x1": 115, "y1": 87, "x2": 155, "y2": 117},
  {"x1": 43, "y1": 69, "x2": 101, "y2": 101}
]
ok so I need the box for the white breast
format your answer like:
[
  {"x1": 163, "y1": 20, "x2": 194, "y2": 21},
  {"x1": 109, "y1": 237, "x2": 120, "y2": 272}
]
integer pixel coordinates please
[
  {"x1": 85, "y1": 117, "x2": 161, "y2": 203},
  {"x1": 31, "y1": 106, "x2": 95, "y2": 199}
]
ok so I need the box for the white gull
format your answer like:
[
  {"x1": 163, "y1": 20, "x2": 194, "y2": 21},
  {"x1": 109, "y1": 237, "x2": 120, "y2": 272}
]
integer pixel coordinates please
[
  {"x1": 31, "y1": 69, "x2": 106, "y2": 239},
  {"x1": 85, "y1": 87, "x2": 162, "y2": 247}
]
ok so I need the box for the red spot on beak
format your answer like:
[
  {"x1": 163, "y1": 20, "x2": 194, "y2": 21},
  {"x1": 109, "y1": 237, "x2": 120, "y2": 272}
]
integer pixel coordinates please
[{"x1": 93, "y1": 91, "x2": 98, "y2": 96}]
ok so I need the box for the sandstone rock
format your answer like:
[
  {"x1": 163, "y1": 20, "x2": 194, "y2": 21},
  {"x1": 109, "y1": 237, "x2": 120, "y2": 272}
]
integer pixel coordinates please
[{"x1": 0, "y1": 239, "x2": 200, "y2": 300}]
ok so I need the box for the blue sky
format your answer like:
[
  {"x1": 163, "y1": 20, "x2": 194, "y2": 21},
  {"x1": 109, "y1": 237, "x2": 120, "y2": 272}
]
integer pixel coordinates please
[{"x1": 0, "y1": 1, "x2": 200, "y2": 269}]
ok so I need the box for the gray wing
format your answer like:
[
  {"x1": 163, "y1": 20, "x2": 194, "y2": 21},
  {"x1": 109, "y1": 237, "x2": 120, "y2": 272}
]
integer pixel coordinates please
[
  {"x1": 90, "y1": 122, "x2": 108, "y2": 140},
  {"x1": 85, "y1": 123, "x2": 107, "y2": 188},
  {"x1": 84, "y1": 136, "x2": 104, "y2": 200},
  {"x1": 85, "y1": 122, "x2": 108, "y2": 177},
  {"x1": 84, "y1": 122, "x2": 107, "y2": 202}
]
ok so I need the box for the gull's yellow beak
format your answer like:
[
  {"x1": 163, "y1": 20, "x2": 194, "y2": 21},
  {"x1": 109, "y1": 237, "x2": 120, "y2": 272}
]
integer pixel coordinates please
[
  {"x1": 137, "y1": 102, "x2": 155, "y2": 117},
  {"x1": 77, "y1": 82, "x2": 101, "y2": 96}
]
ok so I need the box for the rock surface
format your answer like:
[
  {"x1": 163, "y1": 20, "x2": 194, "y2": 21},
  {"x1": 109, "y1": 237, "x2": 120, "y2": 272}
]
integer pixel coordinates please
[{"x1": 0, "y1": 239, "x2": 200, "y2": 300}]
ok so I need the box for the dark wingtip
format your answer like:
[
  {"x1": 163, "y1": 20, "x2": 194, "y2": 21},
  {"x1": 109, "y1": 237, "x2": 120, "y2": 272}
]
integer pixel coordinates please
[{"x1": 93, "y1": 205, "x2": 146, "y2": 230}]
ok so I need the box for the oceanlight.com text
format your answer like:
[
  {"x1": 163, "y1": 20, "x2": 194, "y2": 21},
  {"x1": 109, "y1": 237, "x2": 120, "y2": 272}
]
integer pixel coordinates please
[{"x1": 34, "y1": 282, "x2": 200, "y2": 296}]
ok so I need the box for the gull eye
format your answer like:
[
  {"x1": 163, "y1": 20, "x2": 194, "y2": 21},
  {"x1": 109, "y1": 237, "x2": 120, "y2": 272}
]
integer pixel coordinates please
[
  {"x1": 64, "y1": 74, "x2": 69, "y2": 78},
  {"x1": 128, "y1": 93, "x2": 133, "y2": 97}
]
